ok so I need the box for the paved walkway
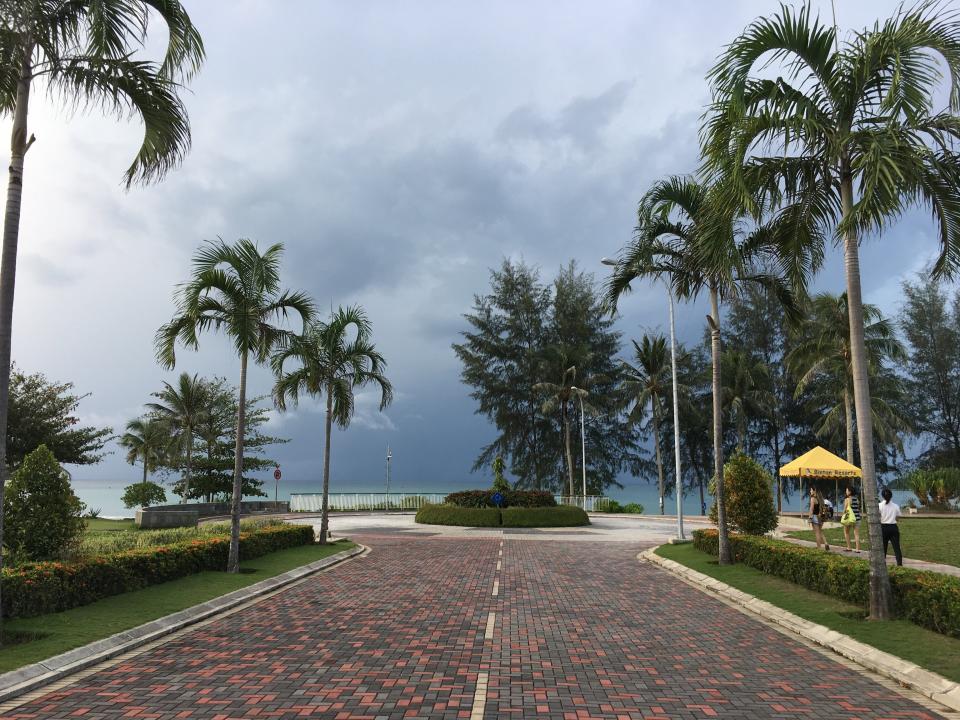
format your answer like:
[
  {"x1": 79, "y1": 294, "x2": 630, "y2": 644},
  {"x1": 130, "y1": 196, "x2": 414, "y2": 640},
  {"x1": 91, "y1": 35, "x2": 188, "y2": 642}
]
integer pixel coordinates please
[{"x1": 1, "y1": 534, "x2": 947, "y2": 718}]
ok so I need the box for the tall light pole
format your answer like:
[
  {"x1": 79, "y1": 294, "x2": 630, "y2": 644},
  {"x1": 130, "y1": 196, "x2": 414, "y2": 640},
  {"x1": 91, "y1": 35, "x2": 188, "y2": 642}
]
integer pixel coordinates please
[
  {"x1": 602, "y1": 257, "x2": 684, "y2": 539},
  {"x1": 385, "y1": 446, "x2": 392, "y2": 496},
  {"x1": 570, "y1": 388, "x2": 587, "y2": 504}
]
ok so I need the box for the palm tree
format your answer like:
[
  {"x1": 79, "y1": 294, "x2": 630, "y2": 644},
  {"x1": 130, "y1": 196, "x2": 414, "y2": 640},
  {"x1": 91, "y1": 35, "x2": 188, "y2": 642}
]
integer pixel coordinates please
[
  {"x1": 0, "y1": 0, "x2": 202, "y2": 629},
  {"x1": 621, "y1": 335, "x2": 672, "y2": 514},
  {"x1": 605, "y1": 175, "x2": 813, "y2": 564},
  {"x1": 146, "y1": 373, "x2": 208, "y2": 502},
  {"x1": 721, "y1": 349, "x2": 771, "y2": 451},
  {"x1": 119, "y1": 417, "x2": 173, "y2": 485},
  {"x1": 272, "y1": 306, "x2": 393, "y2": 545},
  {"x1": 156, "y1": 239, "x2": 313, "y2": 572},
  {"x1": 702, "y1": 3, "x2": 960, "y2": 617},
  {"x1": 788, "y1": 293, "x2": 907, "y2": 463},
  {"x1": 534, "y1": 363, "x2": 584, "y2": 498}
]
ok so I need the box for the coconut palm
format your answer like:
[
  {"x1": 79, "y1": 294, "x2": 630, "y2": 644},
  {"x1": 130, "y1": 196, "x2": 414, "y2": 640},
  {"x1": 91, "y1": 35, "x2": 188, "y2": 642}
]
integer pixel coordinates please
[
  {"x1": 146, "y1": 372, "x2": 209, "y2": 502},
  {"x1": 703, "y1": 2, "x2": 960, "y2": 617},
  {"x1": 534, "y1": 363, "x2": 584, "y2": 498},
  {"x1": 788, "y1": 293, "x2": 908, "y2": 463},
  {"x1": 272, "y1": 306, "x2": 393, "y2": 545},
  {"x1": 0, "y1": 0, "x2": 202, "y2": 627},
  {"x1": 156, "y1": 239, "x2": 313, "y2": 572},
  {"x1": 621, "y1": 335, "x2": 672, "y2": 514},
  {"x1": 721, "y1": 349, "x2": 772, "y2": 451},
  {"x1": 119, "y1": 417, "x2": 173, "y2": 485},
  {"x1": 605, "y1": 175, "x2": 815, "y2": 564}
]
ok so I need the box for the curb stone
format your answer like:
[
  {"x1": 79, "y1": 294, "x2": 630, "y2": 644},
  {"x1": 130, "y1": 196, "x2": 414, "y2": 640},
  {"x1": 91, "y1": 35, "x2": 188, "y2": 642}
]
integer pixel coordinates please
[
  {"x1": 640, "y1": 547, "x2": 960, "y2": 714},
  {"x1": 0, "y1": 543, "x2": 366, "y2": 704}
]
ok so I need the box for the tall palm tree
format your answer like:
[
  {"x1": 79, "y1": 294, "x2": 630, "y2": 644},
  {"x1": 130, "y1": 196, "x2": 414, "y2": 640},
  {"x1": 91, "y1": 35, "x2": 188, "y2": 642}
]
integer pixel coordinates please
[
  {"x1": 788, "y1": 293, "x2": 907, "y2": 463},
  {"x1": 119, "y1": 417, "x2": 173, "y2": 485},
  {"x1": 721, "y1": 349, "x2": 771, "y2": 451},
  {"x1": 156, "y1": 239, "x2": 313, "y2": 572},
  {"x1": 621, "y1": 335, "x2": 672, "y2": 514},
  {"x1": 606, "y1": 175, "x2": 813, "y2": 564},
  {"x1": 146, "y1": 372, "x2": 208, "y2": 502},
  {"x1": 703, "y1": 2, "x2": 960, "y2": 618},
  {"x1": 0, "y1": 0, "x2": 202, "y2": 628},
  {"x1": 272, "y1": 306, "x2": 393, "y2": 545},
  {"x1": 533, "y1": 364, "x2": 584, "y2": 498}
]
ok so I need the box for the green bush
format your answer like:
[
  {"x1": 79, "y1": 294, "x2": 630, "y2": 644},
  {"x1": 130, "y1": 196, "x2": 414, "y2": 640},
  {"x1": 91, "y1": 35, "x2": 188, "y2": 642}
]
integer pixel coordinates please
[
  {"x1": 501, "y1": 505, "x2": 589, "y2": 527},
  {"x1": 708, "y1": 453, "x2": 778, "y2": 535},
  {"x1": 4, "y1": 445, "x2": 86, "y2": 561},
  {"x1": 692, "y1": 529, "x2": 960, "y2": 638},
  {"x1": 595, "y1": 499, "x2": 623, "y2": 513},
  {"x1": 415, "y1": 504, "x2": 501, "y2": 526},
  {"x1": 121, "y1": 481, "x2": 167, "y2": 509},
  {"x1": 622, "y1": 503, "x2": 644, "y2": 514},
  {"x1": 77, "y1": 518, "x2": 285, "y2": 557},
  {"x1": 1, "y1": 523, "x2": 314, "y2": 619},
  {"x1": 443, "y1": 489, "x2": 556, "y2": 508}
]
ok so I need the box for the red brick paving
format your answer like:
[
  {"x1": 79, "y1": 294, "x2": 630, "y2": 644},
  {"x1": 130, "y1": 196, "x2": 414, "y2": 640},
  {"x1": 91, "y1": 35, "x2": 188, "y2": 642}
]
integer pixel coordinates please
[{"x1": 3, "y1": 537, "x2": 942, "y2": 719}]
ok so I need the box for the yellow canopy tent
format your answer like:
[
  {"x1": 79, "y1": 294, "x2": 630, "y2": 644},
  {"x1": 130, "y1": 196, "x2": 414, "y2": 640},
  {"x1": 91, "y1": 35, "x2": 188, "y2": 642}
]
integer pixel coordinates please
[{"x1": 779, "y1": 446, "x2": 861, "y2": 513}]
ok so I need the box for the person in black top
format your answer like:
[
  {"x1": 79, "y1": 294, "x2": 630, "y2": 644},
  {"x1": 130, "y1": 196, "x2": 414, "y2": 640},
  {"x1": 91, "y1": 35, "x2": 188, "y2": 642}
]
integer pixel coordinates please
[{"x1": 809, "y1": 488, "x2": 830, "y2": 551}]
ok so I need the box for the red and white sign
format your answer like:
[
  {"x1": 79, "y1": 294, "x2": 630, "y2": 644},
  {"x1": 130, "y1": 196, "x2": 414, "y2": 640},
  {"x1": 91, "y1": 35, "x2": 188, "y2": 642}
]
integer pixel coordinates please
[{"x1": 274, "y1": 467, "x2": 281, "y2": 481}]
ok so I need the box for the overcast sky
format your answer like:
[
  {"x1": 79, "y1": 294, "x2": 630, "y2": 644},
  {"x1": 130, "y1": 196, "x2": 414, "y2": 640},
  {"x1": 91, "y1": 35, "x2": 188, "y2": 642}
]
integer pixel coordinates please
[{"x1": 7, "y1": 0, "x2": 952, "y2": 494}]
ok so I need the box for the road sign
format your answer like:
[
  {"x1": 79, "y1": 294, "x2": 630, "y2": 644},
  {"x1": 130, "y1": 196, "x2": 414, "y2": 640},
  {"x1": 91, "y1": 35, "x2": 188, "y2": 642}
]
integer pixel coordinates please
[
  {"x1": 491, "y1": 492, "x2": 504, "y2": 507},
  {"x1": 274, "y1": 467, "x2": 281, "y2": 481}
]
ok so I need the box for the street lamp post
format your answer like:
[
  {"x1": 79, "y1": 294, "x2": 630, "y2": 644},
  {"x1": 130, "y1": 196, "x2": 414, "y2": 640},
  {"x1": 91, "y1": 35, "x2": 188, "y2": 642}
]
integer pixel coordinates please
[
  {"x1": 601, "y1": 257, "x2": 684, "y2": 539},
  {"x1": 385, "y1": 446, "x2": 392, "y2": 496},
  {"x1": 570, "y1": 388, "x2": 587, "y2": 506}
]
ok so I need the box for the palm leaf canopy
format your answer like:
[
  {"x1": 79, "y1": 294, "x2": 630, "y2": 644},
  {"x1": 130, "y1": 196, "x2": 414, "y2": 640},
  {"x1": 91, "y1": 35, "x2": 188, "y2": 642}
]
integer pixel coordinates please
[
  {"x1": 155, "y1": 238, "x2": 314, "y2": 368},
  {"x1": 272, "y1": 305, "x2": 393, "y2": 429},
  {"x1": 704, "y1": 1, "x2": 960, "y2": 276},
  {"x1": 0, "y1": 0, "x2": 205, "y2": 186}
]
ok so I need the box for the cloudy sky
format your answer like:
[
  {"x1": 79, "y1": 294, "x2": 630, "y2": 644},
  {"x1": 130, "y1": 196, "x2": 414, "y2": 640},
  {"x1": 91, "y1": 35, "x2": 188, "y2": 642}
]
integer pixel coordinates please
[{"x1": 7, "y1": 0, "x2": 951, "y2": 497}]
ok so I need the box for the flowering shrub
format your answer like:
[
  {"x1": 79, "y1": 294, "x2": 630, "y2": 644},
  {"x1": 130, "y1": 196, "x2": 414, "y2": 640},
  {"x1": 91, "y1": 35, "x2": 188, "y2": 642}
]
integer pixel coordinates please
[
  {"x1": 2, "y1": 523, "x2": 314, "y2": 619},
  {"x1": 692, "y1": 529, "x2": 960, "y2": 638},
  {"x1": 443, "y1": 490, "x2": 556, "y2": 508}
]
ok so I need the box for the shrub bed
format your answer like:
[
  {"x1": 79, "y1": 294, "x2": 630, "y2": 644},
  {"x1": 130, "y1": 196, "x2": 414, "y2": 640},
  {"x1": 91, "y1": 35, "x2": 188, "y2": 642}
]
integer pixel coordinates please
[
  {"x1": 501, "y1": 506, "x2": 589, "y2": 527},
  {"x1": 416, "y1": 504, "x2": 588, "y2": 528},
  {"x1": 692, "y1": 529, "x2": 960, "y2": 638},
  {"x1": 3, "y1": 523, "x2": 314, "y2": 619},
  {"x1": 443, "y1": 490, "x2": 556, "y2": 508}
]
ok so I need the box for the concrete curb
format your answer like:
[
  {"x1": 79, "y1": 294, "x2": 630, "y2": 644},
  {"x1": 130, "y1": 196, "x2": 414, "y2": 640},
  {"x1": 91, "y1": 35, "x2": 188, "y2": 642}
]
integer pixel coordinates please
[
  {"x1": 640, "y1": 548, "x2": 960, "y2": 713},
  {"x1": 0, "y1": 543, "x2": 366, "y2": 704}
]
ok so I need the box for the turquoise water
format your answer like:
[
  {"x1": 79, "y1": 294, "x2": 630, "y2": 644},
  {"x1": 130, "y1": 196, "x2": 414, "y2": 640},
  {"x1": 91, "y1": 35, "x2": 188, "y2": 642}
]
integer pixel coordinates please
[{"x1": 72, "y1": 477, "x2": 913, "y2": 519}]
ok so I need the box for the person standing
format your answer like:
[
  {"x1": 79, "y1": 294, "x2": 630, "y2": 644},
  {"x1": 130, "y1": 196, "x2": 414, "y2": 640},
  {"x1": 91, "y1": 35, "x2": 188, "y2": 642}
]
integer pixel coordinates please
[
  {"x1": 879, "y1": 487, "x2": 903, "y2": 566},
  {"x1": 809, "y1": 488, "x2": 830, "y2": 552},
  {"x1": 841, "y1": 486, "x2": 861, "y2": 553}
]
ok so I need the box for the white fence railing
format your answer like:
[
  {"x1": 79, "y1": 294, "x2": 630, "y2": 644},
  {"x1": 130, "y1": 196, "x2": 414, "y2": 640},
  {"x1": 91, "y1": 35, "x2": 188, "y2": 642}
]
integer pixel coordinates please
[{"x1": 290, "y1": 492, "x2": 610, "y2": 512}]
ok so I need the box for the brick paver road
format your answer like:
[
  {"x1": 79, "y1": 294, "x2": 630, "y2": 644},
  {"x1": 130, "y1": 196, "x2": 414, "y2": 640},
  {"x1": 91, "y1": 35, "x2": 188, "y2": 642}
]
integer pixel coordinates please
[{"x1": 2, "y1": 537, "x2": 944, "y2": 719}]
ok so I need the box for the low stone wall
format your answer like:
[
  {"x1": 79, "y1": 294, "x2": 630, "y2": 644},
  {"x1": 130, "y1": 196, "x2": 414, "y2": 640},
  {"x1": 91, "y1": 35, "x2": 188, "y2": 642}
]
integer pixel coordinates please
[{"x1": 136, "y1": 501, "x2": 290, "y2": 528}]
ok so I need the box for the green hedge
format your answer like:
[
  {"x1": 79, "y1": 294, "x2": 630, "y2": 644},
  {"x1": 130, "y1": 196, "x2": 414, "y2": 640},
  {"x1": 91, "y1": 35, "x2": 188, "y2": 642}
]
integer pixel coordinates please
[
  {"x1": 443, "y1": 490, "x2": 557, "y2": 508},
  {"x1": 415, "y1": 504, "x2": 589, "y2": 527},
  {"x1": 415, "y1": 504, "x2": 502, "y2": 526},
  {"x1": 692, "y1": 529, "x2": 960, "y2": 638},
  {"x1": 2, "y1": 523, "x2": 314, "y2": 619}
]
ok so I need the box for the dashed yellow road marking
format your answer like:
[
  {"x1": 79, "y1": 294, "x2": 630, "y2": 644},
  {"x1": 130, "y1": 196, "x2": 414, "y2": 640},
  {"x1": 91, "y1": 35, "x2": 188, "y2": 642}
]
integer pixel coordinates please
[
  {"x1": 485, "y1": 612, "x2": 496, "y2": 639},
  {"x1": 470, "y1": 671, "x2": 489, "y2": 720}
]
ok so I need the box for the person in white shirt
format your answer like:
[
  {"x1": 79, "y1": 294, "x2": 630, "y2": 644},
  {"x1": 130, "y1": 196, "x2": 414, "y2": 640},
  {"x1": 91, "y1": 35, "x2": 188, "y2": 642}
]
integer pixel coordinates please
[{"x1": 879, "y1": 487, "x2": 903, "y2": 566}]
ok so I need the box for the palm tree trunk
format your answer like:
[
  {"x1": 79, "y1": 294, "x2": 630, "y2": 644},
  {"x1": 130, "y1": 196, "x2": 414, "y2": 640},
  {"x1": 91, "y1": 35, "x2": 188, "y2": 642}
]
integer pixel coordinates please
[
  {"x1": 652, "y1": 399, "x2": 665, "y2": 515},
  {"x1": 841, "y1": 170, "x2": 893, "y2": 619},
  {"x1": 0, "y1": 44, "x2": 33, "y2": 641},
  {"x1": 563, "y1": 402, "x2": 575, "y2": 498},
  {"x1": 226, "y1": 350, "x2": 248, "y2": 573},
  {"x1": 844, "y1": 385, "x2": 855, "y2": 464},
  {"x1": 184, "y1": 427, "x2": 193, "y2": 502},
  {"x1": 319, "y1": 389, "x2": 333, "y2": 545},
  {"x1": 142, "y1": 455, "x2": 148, "y2": 484},
  {"x1": 709, "y1": 285, "x2": 731, "y2": 564}
]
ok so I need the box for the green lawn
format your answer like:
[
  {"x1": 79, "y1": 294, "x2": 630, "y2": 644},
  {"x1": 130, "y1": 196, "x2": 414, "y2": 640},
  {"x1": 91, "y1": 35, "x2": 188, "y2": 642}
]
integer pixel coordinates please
[
  {"x1": 0, "y1": 539, "x2": 355, "y2": 672},
  {"x1": 786, "y1": 518, "x2": 960, "y2": 567},
  {"x1": 84, "y1": 517, "x2": 136, "y2": 533},
  {"x1": 656, "y1": 543, "x2": 960, "y2": 683}
]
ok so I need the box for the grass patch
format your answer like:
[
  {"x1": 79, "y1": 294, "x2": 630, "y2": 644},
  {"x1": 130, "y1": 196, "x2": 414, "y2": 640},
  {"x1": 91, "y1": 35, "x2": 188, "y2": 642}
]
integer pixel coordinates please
[
  {"x1": 787, "y1": 518, "x2": 960, "y2": 567},
  {"x1": 0, "y1": 539, "x2": 355, "y2": 672},
  {"x1": 657, "y1": 542, "x2": 960, "y2": 683},
  {"x1": 84, "y1": 518, "x2": 136, "y2": 533}
]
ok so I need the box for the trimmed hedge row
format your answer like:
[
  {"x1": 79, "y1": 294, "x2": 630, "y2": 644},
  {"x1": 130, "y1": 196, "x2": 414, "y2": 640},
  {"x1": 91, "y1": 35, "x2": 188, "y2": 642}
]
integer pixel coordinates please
[
  {"x1": 692, "y1": 529, "x2": 960, "y2": 638},
  {"x1": 3, "y1": 523, "x2": 315, "y2": 619},
  {"x1": 443, "y1": 490, "x2": 557, "y2": 508},
  {"x1": 416, "y1": 504, "x2": 588, "y2": 527}
]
